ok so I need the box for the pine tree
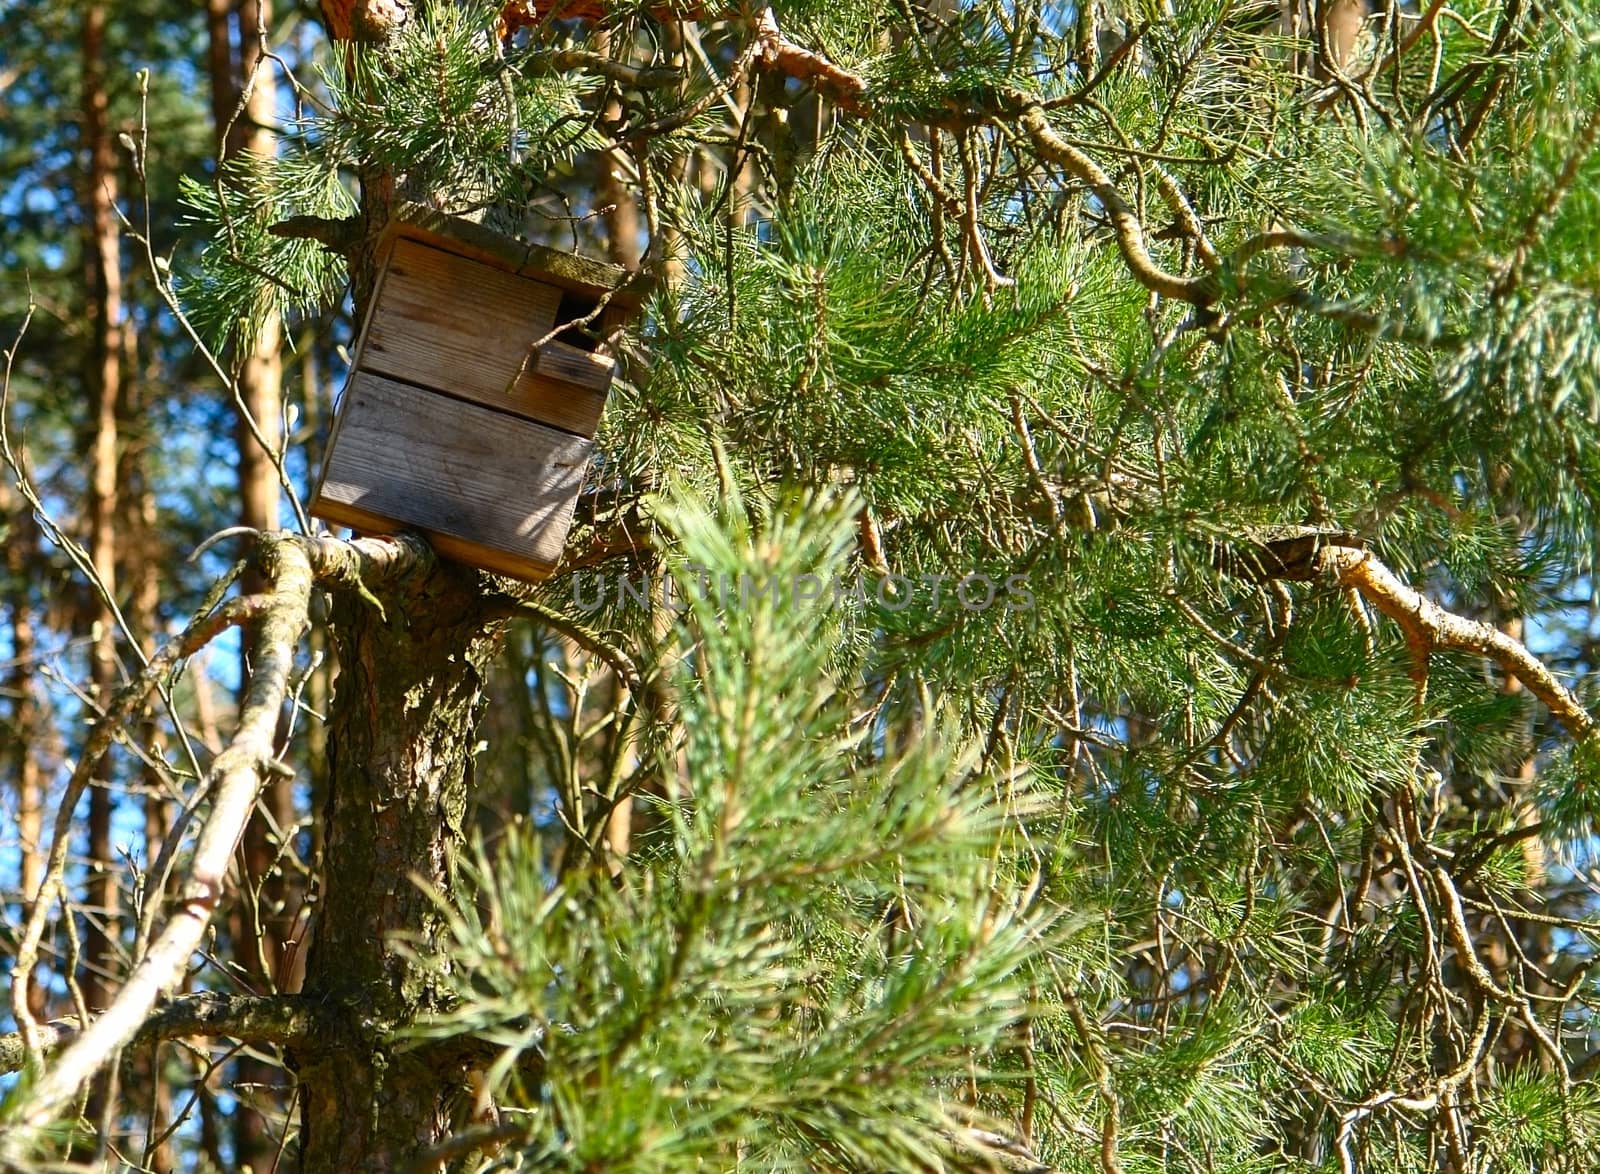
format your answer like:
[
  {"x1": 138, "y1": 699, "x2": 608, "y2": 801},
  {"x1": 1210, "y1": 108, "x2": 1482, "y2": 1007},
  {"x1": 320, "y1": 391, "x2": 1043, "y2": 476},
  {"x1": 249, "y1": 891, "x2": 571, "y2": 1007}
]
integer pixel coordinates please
[{"x1": 5, "y1": 0, "x2": 1600, "y2": 1170}]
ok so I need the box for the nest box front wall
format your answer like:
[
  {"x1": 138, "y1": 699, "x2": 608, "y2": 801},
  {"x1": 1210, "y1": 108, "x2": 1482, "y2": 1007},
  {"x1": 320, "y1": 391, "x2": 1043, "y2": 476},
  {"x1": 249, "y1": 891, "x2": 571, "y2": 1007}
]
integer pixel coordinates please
[{"x1": 312, "y1": 234, "x2": 621, "y2": 581}]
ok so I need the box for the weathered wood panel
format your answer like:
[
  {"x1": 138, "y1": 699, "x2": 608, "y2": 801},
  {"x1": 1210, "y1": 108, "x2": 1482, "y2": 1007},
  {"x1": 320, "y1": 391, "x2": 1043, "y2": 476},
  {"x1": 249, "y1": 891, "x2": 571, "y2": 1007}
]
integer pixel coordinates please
[
  {"x1": 361, "y1": 239, "x2": 610, "y2": 436},
  {"x1": 312, "y1": 373, "x2": 592, "y2": 580},
  {"x1": 534, "y1": 340, "x2": 615, "y2": 392},
  {"x1": 361, "y1": 237, "x2": 559, "y2": 390},
  {"x1": 511, "y1": 376, "x2": 609, "y2": 438}
]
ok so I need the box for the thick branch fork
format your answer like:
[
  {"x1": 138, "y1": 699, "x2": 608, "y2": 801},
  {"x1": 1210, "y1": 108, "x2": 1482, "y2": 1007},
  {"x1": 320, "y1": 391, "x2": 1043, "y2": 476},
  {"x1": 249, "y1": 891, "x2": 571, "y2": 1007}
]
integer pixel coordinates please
[
  {"x1": 1316, "y1": 545, "x2": 1597, "y2": 744},
  {"x1": 3, "y1": 530, "x2": 434, "y2": 1137}
]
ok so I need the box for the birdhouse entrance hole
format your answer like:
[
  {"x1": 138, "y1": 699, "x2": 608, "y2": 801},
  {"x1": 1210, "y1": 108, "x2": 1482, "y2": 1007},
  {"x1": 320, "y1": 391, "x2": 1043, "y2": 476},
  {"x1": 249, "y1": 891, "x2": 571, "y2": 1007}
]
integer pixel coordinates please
[{"x1": 553, "y1": 289, "x2": 604, "y2": 352}]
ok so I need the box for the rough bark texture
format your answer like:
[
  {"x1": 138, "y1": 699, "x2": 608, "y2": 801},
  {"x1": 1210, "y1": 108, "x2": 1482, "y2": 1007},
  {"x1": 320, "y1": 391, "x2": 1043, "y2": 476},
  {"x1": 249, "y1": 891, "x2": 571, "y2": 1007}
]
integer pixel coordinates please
[
  {"x1": 281, "y1": 12, "x2": 520, "y2": 1168},
  {"x1": 293, "y1": 563, "x2": 511, "y2": 1172}
]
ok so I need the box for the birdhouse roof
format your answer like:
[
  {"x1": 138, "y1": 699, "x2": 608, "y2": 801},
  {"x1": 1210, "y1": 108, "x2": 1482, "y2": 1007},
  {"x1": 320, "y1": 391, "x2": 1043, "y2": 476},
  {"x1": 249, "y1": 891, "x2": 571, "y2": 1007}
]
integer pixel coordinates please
[{"x1": 380, "y1": 201, "x2": 645, "y2": 307}]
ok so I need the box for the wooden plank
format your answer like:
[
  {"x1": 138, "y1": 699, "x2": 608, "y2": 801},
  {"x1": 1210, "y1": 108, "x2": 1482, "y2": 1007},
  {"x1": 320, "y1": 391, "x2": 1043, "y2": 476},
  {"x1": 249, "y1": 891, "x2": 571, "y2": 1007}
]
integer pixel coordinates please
[
  {"x1": 361, "y1": 237, "x2": 561, "y2": 388},
  {"x1": 534, "y1": 341, "x2": 615, "y2": 393},
  {"x1": 360, "y1": 239, "x2": 610, "y2": 437},
  {"x1": 311, "y1": 373, "x2": 591, "y2": 580},
  {"x1": 310, "y1": 244, "x2": 403, "y2": 511},
  {"x1": 514, "y1": 376, "x2": 608, "y2": 438}
]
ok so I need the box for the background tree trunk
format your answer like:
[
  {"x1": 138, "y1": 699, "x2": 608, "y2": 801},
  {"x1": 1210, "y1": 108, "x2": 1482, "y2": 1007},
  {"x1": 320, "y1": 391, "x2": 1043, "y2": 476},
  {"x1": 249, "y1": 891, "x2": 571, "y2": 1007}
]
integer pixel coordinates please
[
  {"x1": 80, "y1": 0, "x2": 122, "y2": 1034},
  {"x1": 2, "y1": 486, "x2": 46, "y2": 1021},
  {"x1": 123, "y1": 346, "x2": 175, "y2": 1174},
  {"x1": 77, "y1": 5, "x2": 125, "y2": 1154}
]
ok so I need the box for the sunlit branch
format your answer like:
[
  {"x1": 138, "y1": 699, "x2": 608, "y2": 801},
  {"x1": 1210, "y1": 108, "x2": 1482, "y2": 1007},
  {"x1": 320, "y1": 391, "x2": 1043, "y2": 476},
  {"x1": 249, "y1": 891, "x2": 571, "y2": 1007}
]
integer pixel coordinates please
[
  {"x1": 9, "y1": 537, "x2": 313, "y2": 1133},
  {"x1": 1315, "y1": 545, "x2": 1597, "y2": 747},
  {"x1": 0, "y1": 993, "x2": 319, "y2": 1076},
  {"x1": 5, "y1": 529, "x2": 434, "y2": 1136}
]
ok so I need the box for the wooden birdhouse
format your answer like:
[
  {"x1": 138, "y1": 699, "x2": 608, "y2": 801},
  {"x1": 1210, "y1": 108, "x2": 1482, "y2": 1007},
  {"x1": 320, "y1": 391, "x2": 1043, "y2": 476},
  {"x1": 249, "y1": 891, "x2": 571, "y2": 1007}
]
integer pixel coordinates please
[{"x1": 310, "y1": 204, "x2": 639, "y2": 582}]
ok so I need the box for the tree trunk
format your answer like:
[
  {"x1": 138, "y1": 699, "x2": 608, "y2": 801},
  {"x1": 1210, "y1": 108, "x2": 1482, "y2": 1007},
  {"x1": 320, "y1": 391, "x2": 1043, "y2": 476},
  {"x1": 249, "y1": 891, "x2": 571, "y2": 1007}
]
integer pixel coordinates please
[
  {"x1": 281, "y1": 14, "x2": 517, "y2": 1168},
  {"x1": 77, "y1": 6, "x2": 124, "y2": 1156},
  {"x1": 211, "y1": 3, "x2": 293, "y2": 988},
  {"x1": 80, "y1": 0, "x2": 122, "y2": 1023},
  {"x1": 2, "y1": 487, "x2": 47, "y2": 1020},
  {"x1": 595, "y1": 29, "x2": 642, "y2": 270},
  {"x1": 120, "y1": 336, "x2": 177, "y2": 1174},
  {"x1": 292, "y1": 565, "x2": 511, "y2": 1172},
  {"x1": 230, "y1": 0, "x2": 285, "y2": 576}
]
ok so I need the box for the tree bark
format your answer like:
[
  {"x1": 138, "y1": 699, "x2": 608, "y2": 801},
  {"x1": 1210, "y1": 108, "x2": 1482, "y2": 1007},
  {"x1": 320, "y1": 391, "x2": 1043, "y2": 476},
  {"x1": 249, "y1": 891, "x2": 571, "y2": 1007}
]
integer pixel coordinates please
[
  {"x1": 279, "y1": 13, "x2": 529, "y2": 1168},
  {"x1": 80, "y1": 0, "x2": 122, "y2": 1025},
  {"x1": 293, "y1": 566, "x2": 512, "y2": 1172}
]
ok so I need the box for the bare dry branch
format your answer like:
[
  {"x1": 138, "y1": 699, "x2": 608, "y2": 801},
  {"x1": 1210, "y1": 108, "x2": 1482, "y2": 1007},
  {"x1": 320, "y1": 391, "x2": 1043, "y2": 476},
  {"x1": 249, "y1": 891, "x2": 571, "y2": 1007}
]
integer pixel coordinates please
[
  {"x1": 6, "y1": 591, "x2": 277, "y2": 1073},
  {"x1": 8, "y1": 536, "x2": 314, "y2": 1134},
  {"x1": 4, "y1": 528, "x2": 436, "y2": 1140},
  {"x1": 1315, "y1": 545, "x2": 1596, "y2": 745}
]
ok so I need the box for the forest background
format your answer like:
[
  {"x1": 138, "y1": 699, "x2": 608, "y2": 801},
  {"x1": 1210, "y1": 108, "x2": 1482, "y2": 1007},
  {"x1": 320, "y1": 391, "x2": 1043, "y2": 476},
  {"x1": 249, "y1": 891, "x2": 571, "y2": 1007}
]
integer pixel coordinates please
[{"x1": 3, "y1": 0, "x2": 1600, "y2": 1171}]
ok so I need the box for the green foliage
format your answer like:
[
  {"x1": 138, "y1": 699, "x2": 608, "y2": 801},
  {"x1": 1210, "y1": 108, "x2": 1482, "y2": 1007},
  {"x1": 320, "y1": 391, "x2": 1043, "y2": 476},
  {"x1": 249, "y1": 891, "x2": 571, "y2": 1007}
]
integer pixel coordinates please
[
  {"x1": 325, "y1": 4, "x2": 604, "y2": 207},
  {"x1": 411, "y1": 490, "x2": 1059, "y2": 1169},
  {"x1": 177, "y1": 153, "x2": 354, "y2": 350},
  {"x1": 14, "y1": 0, "x2": 1600, "y2": 1166},
  {"x1": 1478, "y1": 1069, "x2": 1600, "y2": 1166}
]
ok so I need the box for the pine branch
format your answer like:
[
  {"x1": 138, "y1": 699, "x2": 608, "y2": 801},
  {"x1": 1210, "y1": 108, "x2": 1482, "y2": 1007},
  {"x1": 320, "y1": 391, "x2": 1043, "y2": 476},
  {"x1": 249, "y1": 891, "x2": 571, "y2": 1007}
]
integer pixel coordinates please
[
  {"x1": 623, "y1": 32, "x2": 763, "y2": 142},
  {"x1": 514, "y1": 48, "x2": 684, "y2": 90},
  {"x1": 268, "y1": 213, "x2": 363, "y2": 257},
  {"x1": 502, "y1": 595, "x2": 644, "y2": 698},
  {"x1": 755, "y1": 8, "x2": 871, "y2": 115},
  {"x1": 749, "y1": 9, "x2": 1223, "y2": 307},
  {"x1": 1015, "y1": 102, "x2": 1218, "y2": 307},
  {"x1": 318, "y1": 0, "x2": 412, "y2": 43}
]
